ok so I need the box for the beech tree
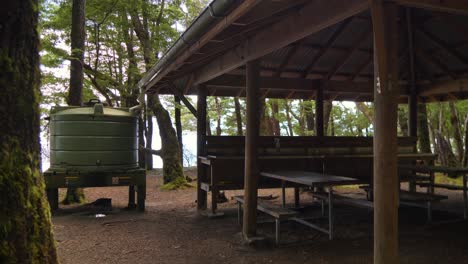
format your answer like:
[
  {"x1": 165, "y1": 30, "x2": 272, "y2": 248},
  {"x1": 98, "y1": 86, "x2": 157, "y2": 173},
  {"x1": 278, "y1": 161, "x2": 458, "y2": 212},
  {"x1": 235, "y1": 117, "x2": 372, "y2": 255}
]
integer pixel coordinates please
[
  {"x1": 0, "y1": 0, "x2": 58, "y2": 262},
  {"x1": 63, "y1": 0, "x2": 87, "y2": 204}
]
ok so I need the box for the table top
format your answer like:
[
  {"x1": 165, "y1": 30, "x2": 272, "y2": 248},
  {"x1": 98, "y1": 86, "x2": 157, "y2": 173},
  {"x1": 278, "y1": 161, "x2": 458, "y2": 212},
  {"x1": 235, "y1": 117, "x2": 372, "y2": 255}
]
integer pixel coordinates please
[
  {"x1": 260, "y1": 170, "x2": 361, "y2": 187},
  {"x1": 399, "y1": 164, "x2": 468, "y2": 174}
]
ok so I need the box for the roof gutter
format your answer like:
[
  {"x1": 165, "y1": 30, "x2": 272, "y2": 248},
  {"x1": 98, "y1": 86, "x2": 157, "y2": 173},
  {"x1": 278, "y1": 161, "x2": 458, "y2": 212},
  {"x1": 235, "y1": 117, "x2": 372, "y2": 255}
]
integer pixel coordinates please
[{"x1": 137, "y1": 0, "x2": 238, "y2": 96}]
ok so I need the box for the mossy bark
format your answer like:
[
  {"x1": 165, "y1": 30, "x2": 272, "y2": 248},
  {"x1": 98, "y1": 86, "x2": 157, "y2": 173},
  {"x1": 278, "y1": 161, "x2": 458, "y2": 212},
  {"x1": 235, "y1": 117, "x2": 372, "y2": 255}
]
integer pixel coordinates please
[
  {"x1": 0, "y1": 0, "x2": 58, "y2": 262},
  {"x1": 149, "y1": 95, "x2": 187, "y2": 187}
]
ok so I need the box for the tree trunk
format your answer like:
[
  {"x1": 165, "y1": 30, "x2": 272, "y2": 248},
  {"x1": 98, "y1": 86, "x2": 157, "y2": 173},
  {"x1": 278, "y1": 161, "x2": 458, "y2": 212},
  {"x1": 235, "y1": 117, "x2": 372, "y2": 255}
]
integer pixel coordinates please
[
  {"x1": 397, "y1": 106, "x2": 409, "y2": 136},
  {"x1": 435, "y1": 132, "x2": 459, "y2": 168},
  {"x1": 284, "y1": 100, "x2": 294, "y2": 136},
  {"x1": 215, "y1": 96, "x2": 222, "y2": 136},
  {"x1": 145, "y1": 97, "x2": 154, "y2": 170},
  {"x1": 417, "y1": 103, "x2": 431, "y2": 153},
  {"x1": 305, "y1": 100, "x2": 315, "y2": 132},
  {"x1": 463, "y1": 116, "x2": 468, "y2": 167},
  {"x1": 323, "y1": 100, "x2": 332, "y2": 136},
  {"x1": 64, "y1": 0, "x2": 87, "y2": 204},
  {"x1": 270, "y1": 99, "x2": 281, "y2": 136},
  {"x1": 131, "y1": 3, "x2": 184, "y2": 185},
  {"x1": 0, "y1": 0, "x2": 58, "y2": 261},
  {"x1": 175, "y1": 96, "x2": 183, "y2": 164},
  {"x1": 234, "y1": 97, "x2": 243, "y2": 135},
  {"x1": 149, "y1": 95, "x2": 186, "y2": 186},
  {"x1": 449, "y1": 101, "x2": 463, "y2": 162}
]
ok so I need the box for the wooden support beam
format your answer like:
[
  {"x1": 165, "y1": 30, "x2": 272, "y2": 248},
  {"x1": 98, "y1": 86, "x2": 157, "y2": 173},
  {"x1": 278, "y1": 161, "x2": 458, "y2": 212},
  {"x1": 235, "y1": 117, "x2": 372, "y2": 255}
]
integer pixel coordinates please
[
  {"x1": 406, "y1": 8, "x2": 417, "y2": 138},
  {"x1": 419, "y1": 78, "x2": 468, "y2": 96},
  {"x1": 371, "y1": 1, "x2": 400, "y2": 263},
  {"x1": 302, "y1": 18, "x2": 353, "y2": 78},
  {"x1": 206, "y1": 74, "x2": 394, "y2": 94},
  {"x1": 170, "y1": 83, "x2": 197, "y2": 117},
  {"x1": 395, "y1": 0, "x2": 468, "y2": 16},
  {"x1": 193, "y1": 0, "x2": 369, "y2": 85},
  {"x1": 196, "y1": 86, "x2": 207, "y2": 211},
  {"x1": 315, "y1": 86, "x2": 324, "y2": 137},
  {"x1": 243, "y1": 59, "x2": 261, "y2": 239}
]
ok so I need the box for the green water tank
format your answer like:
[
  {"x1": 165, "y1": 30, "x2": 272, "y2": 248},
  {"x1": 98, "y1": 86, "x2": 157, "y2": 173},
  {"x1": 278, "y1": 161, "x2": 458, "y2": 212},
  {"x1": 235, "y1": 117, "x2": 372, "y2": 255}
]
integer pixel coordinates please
[{"x1": 49, "y1": 101, "x2": 139, "y2": 172}]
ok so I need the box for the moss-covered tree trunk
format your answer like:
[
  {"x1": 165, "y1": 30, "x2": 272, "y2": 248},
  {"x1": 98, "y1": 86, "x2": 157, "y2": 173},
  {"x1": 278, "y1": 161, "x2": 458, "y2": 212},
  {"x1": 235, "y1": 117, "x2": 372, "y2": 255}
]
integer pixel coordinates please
[
  {"x1": 64, "y1": 0, "x2": 87, "y2": 204},
  {"x1": 131, "y1": 2, "x2": 186, "y2": 184},
  {"x1": 150, "y1": 95, "x2": 187, "y2": 188},
  {"x1": 0, "y1": 0, "x2": 58, "y2": 262}
]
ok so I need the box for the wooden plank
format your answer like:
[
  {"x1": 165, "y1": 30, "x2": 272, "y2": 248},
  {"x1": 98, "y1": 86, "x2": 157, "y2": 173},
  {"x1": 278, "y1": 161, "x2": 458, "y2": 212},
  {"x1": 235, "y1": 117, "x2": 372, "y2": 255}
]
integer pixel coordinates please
[
  {"x1": 243, "y1": 59, "x2": 261, "y2": 238},
  {"x1": 406, "y1": 8, "x2": 418, "y2": 138},
  {"x1": 192, "y1": 0, "x2": 369, "y2": 85},
  {"x1": 398, "y1": 164, "x2": 468, "y2": 174},
  {"x1": 371, "y1": 1, "x2": 400, "y2": 263},
  {"x1": 399, "y1": 190, "x2": 448, "y2": 201},
  {"x1": 313, "y1": 192, "x2": 374, "y2": 209},
  {"x1": 234, "y1": 195, "x2": 298, "y2": 219}
]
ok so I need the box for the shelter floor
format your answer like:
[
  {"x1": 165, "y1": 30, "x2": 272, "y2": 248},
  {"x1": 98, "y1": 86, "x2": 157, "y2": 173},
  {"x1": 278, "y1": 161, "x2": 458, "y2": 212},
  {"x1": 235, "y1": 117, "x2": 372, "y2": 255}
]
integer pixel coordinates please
[{"x1": 52, "y1": 169, "x2": 468, "y2": 264}]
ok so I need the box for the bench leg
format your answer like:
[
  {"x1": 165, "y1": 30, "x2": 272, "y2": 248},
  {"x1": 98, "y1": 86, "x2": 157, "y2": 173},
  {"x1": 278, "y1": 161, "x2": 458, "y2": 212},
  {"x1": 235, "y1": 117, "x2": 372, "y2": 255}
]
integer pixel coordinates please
[
  {"x1": 328, "y1": 186, "x2": 334, "y2": 240},
  {"x1": 212, "y1": 187, "x2": 218, "y2": 214},
  {"x1": 321, "y1": 199, "x2": 325, "y2": 217},
  {"x1": 464, "y1": 174, "x2": 467, "y2": 220},
  {"x1": 427, "y1": 201, "x2": 432, "y2": 223},
  {"x1": 294, "y1": 187, "x2": 300, "y2": 208},
  {"x1": 275, "y1": 219, "x2": 280, "y2": 245},
  {"x1": 237, "y1": 202, "x2": 242, "y2": 225}
]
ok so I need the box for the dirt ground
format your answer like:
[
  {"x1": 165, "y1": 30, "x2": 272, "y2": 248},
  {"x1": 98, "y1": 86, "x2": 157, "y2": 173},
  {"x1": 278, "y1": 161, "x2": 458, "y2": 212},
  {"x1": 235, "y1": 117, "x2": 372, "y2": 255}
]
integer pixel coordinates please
[{"x1": 52, "y1": 168, "x2": 468, "y2": 264}]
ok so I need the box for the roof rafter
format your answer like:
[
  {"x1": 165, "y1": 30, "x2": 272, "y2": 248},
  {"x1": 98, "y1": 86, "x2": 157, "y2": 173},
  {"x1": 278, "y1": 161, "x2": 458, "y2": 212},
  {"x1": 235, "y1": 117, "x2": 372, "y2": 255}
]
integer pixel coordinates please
[
  {"x1": 414, "y1": 25, "x2": 468, "y2": 67},
  {"x1": 301, "y1": 18, "x2": 353, "y2": 78},
  {"x1": 192, "y1": 0, "x2": 369, "y2": 85}
]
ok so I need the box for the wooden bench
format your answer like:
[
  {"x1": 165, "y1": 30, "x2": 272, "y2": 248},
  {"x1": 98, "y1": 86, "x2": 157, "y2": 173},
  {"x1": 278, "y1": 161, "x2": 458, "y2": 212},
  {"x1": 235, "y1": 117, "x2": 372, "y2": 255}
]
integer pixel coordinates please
[
  {"x1": 399, "y1": 165, "x2": 468, "y2": 219},
  {"x1": 233, "y1": 195, "x2": 298, "y2": 245},
  {"x1": 359, "y1": 185, "x2": 448, "y2": 222}
]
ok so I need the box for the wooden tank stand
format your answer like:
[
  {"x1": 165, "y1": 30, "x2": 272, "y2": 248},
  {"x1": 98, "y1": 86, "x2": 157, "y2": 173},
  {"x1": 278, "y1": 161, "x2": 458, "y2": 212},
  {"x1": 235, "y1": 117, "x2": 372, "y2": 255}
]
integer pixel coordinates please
[{"x1": 43, "y1": 168, "x2": 146, "y2": 211}]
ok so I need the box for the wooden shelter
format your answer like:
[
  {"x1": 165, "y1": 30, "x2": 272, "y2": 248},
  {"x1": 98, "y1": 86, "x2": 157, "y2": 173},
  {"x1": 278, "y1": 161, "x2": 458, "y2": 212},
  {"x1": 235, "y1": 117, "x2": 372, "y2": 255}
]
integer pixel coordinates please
[{"x1": 139, "y1": 1, "x2": 468, "y2": 263}]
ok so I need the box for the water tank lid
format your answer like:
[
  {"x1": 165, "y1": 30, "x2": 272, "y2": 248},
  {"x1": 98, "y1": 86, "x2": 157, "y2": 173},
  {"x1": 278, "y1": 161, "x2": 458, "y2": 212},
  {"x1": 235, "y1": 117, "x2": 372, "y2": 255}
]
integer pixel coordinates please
[{"x1": 50, "y1": 105, "x2": 136, "y2": 121}]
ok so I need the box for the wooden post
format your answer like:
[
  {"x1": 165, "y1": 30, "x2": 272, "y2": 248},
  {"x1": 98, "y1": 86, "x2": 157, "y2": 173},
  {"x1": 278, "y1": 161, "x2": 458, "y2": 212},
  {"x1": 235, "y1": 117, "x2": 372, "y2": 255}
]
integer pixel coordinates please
[
  {"x1": 197, "y1": 86, "x2": 207, "y2": 211},
  {"x1": 315, "y1": 86, "x2": 324, "y2": 137},
  {"x1": 371, "y1": 1, "x2": 400, "y2": 263},
  {"x1": 406, "y1": 8, "x2": 418, "y2": 139},
  {"x1": 243, "y1": 59, "x2": 261, "y2": 239}
]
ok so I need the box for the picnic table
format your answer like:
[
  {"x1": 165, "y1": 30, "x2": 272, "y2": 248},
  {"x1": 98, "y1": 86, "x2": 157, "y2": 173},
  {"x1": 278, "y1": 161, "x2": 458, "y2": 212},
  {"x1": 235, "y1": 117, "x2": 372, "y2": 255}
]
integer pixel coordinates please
[
  {"x1": 260, "y1": 170, "x2": 361, "y2": 240},
  {"x1": 398, "y1": 164, "x2": 468, "y2": 219}
]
